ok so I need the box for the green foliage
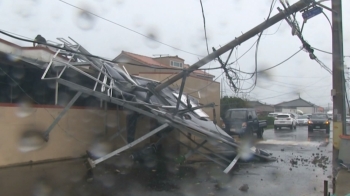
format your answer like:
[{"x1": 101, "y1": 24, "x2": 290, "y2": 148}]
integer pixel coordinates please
[
  {"x1": 220, "y1": 96, "x2": 247, "y2": 117},
  {"x1": 258, "y1": 116, "x2": 275, "y2": 126}
]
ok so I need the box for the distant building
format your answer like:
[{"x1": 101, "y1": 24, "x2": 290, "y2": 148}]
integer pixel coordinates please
[
  {"x1": 274, "y1": 97, "x2": 324, "y2": 114},
  {"x1": 246, "y1": 101, "x2": 274, "y2": 115}
]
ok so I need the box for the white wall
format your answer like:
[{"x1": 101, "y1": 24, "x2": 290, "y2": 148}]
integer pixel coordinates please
[{"x1": 297, "y1": 107, "x2": 314, "y2": 114}]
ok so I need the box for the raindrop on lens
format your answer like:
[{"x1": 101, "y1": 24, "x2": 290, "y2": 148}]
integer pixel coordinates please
[
  {"x1": 75, "y1": 9, "x2": 96, "y2": 30},
  {"x1": 88, "y1": 141, "x2": 113, "y2": 158},
  {"x1": 18, "y1": 130, "x2": 46, "y2": 153},
  {"x1": 16, "y1": 101, "x2": 35, "y2": 118},
  {"x1": 33, "y1": 179, "x2": 52, "y2": 196},
  {"x1": 144, "y1": 28, "x2": 160, "y2": 49}
]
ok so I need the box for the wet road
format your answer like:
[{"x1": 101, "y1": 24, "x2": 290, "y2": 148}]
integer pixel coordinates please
[{"x1": 0, "y1": 125, "x2": 332, "y2": 196}]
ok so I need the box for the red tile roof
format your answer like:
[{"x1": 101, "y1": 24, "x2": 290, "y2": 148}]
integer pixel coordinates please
[
  {"x1": 120, "y1": 51, "x2": 168, "y2": 68},
  {"x1": 118, "y1": 51, "x2": 214, "y2": 78}
]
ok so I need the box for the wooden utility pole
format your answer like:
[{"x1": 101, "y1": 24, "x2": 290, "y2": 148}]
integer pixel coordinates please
[{"x1": 331, "y1": 0, "x2": 346, "y2": 143}]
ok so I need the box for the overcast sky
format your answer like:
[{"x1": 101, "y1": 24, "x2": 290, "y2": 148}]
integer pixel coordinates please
[{"x1": 0, "y1": 0, "x2": 349, "y2": 108}]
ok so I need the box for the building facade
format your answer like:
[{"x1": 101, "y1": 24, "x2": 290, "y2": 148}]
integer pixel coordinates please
[
  {"x1": 113, "y1": 51, "x2": 220, "y2": 123},
  {"x1": 274, "y1": 98, "x2": 324, "y2": 114}
]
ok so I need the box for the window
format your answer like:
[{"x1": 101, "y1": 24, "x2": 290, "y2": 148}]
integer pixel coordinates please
[
  {"x1": 170, "y1": 61, "x2": 183, "y2": 68},
  {"x1": 229, "y1": 110, "x2": 246, "y2": 120},
  {"x1": 251, "y1": 111, "x2": 257, "y2": 119}
]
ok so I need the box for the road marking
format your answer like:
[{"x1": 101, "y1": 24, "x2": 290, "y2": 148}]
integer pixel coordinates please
[{"x1": 257, "y1": 139, "x2": 321, "y2": 147}]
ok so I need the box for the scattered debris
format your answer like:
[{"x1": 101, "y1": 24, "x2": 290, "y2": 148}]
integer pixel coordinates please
[
  {"x1": 214, "y1": 183, "x2": 222, "y2": 190},
  {"x1": 239, "y1": 184, "x2": 249, "y2": 192},
  {"x1": 290, "y1": 159, "x2": 298, "y2": 166}
]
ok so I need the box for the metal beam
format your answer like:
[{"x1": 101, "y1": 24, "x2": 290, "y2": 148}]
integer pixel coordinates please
[
  {"x1": 43, "y1": 91, "x2": 82, "y2": 141},
  {"x1": 55, "y1": 79, "x2": 241, "y2": 151},
  {"x1": 184, "y1": 140, "x2": 207, "y2": 159},
  {"x1": 88, "y1": 123, "x2": 169, "y2": 167},
  {"x1": 175, "y1": 71, "x2": 187, "y2": 113},
  {"x1": 155, "y1": 0, "x2": 312, "y2": 91},
  {"x1": 179, "y1": 131, "x2": 231, "y2": 163},
  {"x1": 177, "y1": 140, "x2": 227, "y2": 168},
  {"x1": 223, "y1": 154, "x2": 240, "y2": 174}
]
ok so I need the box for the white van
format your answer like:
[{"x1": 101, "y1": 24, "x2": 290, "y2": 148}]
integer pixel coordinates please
[{"x1": 326, "y1": 111, "x2": 333, "y2": 120}]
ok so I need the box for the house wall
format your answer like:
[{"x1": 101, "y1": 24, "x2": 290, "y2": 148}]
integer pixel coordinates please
[
  {"x1": 0, "y1": 105, "x2": 181, "y2": 167},
  {"x1": 297, "y1": 107, "x2": 315, "y2": 114},
  {"x1": 153, "y1": 57, "x2": 184, "y2": 68}
]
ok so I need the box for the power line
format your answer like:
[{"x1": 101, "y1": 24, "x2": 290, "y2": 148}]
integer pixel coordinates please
[
  {"x1": 187, "y1": 71, "x2": 225, "y2": 95},
  {"x1": 322, "y1": 11, "x2": 332, "y2": 28},
  {"x1": 58, "y1": 0, "x2": 203, "y2": 58},
  {"x1": 256, "y1": 75, "x2": 329, "y2": 101},
  {"x1": 312, "y1": 47, "x2": 350, "y2": 57},
  {"x1": 262, "y1": 21, "x2": 283, "y2": 36},
  {"x1": 267, "y1": 74, "x2": 329, "y2": 78},
  {"x1": 227, "y1": 48, "x2": 303, "y2": 75},
  {"x1": 257, "y1": 48, "x2": 302, "y2": 72},
  {"x1": 199, "y1": 0, "x2": 209, "y2": 55}
]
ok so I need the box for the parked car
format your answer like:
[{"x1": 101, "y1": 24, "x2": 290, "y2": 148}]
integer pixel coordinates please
[
  {"x1": 223, "y1": 108, "x2": 267, "y2": 138},
  {"x1": 307, "y1": 113, "x2": 330, "y2": 134},
  {"x1": 274, "y1": 113, "x2": 297, "y2": 130},
  {"x1": 296, "y1": 115, "x2": 309, "y2": 126}
]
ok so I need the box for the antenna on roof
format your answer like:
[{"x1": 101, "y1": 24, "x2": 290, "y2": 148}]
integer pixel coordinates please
[{"x1": 152, "y1": 54, "x2": 169, "y2": 57}]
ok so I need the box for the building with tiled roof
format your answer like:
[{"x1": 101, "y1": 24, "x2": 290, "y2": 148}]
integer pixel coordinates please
[
  {"x1": 274, "y1": 97, "x2": 324, "y2": 114},
  {"x1": 113, "y1": 51, "x2": 220, "y2": 122},
  {"x1": 113, "y1": 51, "x2": 215, "y2": 80}
]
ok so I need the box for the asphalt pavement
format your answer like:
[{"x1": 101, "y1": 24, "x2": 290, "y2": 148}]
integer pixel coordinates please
[{"x1": 0, "y1": 125, "x2": 332, "y2": 196}]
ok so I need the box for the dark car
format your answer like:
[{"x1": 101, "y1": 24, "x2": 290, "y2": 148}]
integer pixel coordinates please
[
  {"x1": 223, "y1": 108, "x2": 266, "y2": 138},
  {"x1": 307, "y1": 113, "x2": 330, "y2": 134}
]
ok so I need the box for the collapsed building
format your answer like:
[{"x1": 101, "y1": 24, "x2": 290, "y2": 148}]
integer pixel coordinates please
[{"x1": 0, "y1": 36, "x2": 274, "y2": 173}]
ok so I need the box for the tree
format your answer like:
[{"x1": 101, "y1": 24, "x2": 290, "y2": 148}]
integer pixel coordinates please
[{"x1": 220, "y1": 96, "x2": 247, "y2": 117}]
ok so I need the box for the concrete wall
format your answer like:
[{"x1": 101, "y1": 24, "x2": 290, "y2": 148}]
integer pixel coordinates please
[{"x1": 0, "y1": 104, "x2": 181, "y2": 167}]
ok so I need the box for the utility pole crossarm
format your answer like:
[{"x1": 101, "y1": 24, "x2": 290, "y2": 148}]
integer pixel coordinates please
[{"x1": 155, "y1": 0, "x2": 313, "y2": 91}]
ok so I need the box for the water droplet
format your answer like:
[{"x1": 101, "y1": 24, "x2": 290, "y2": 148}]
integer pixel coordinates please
[
  {"x1": 98, "y1": 174, "x2": 115, "y2": 188},
  {"x1": 57, "y1": 92, "x2": 71, "y2": 107},
  {"x1": 75, "y1": 7, "x2": 96, "y2": 30},
  {"x1": 106, "y1": 120, "x2": 118, "y2": 128},
  {"x1": 115, "y1": 0, "x2": 125, "y2": 5},
  {"x1": 0, "y1": 65, "x2": 9, "y2": 76},
  {"x1": 18, "y1": 130, "x2": 46, "y2": 153},
  {"x1": 238, "y1": 141, "x2": 254, "y2": 161},
  {"x1": 144, "y1": 27, "x2": 160, "y2": 49},
  {"x1": 46, "y1": 80, "x2": 56, "y2": 89},
  {"x1": 33, "y1": 180, "x2": 52, "y2": 196},
  {"x1": 11, "y1": 66, "x2": 26, "y2": 79},
  {"x1": 16, "y1": 101, "x2": 35, "y2": 118},
  {"x1": 7, "y1": 48, "x2": 23, "y2": 62},
  {"x1": 88, "y1": 141, "x2": 113, "y2": 158},
  {"x1": 13, "y1": 2, "x2": 35, "y2": 18}
]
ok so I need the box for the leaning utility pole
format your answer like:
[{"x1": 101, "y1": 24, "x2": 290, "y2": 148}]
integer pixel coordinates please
[
  {"x1": 331, "y1": 0, "x2": 346, "y2": 148},
  {"x1": 155, "y1": 0, "x2": 313, "y2": 91}
]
